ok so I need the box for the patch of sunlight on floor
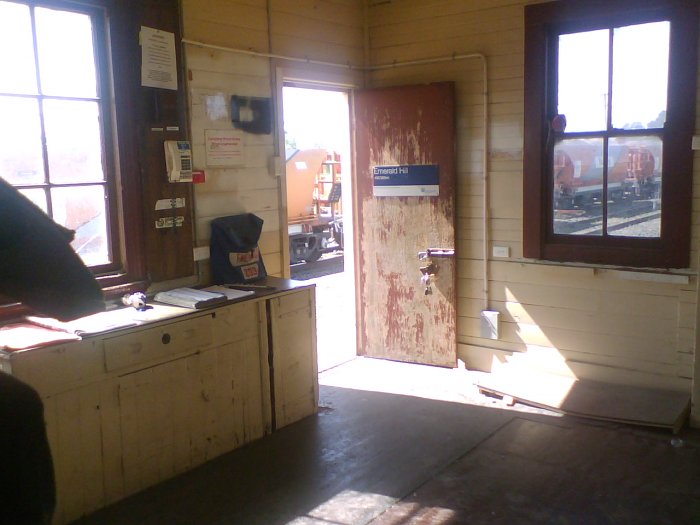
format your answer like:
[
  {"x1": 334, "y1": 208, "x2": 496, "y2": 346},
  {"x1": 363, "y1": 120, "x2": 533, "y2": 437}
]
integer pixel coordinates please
[
  {"x1": 319, "y1": 357, "x2": 562, "y2": 417},
  {"x1": 285, "y1": 489, "x2": 456, "y2": 525},
  {"x1": 286, "y1": 489, "x2": 394, "y2": 525}
]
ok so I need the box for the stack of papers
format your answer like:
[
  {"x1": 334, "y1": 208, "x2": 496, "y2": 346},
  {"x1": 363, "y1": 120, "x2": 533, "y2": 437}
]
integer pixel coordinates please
[
  {"x1": 0, "y1": 323, "x2": 81, "y2": 351},
  {"x1": 202, "y1": 285, "x2": 254, "y2": 300},
  {"x1": 153, "y1": 287, "x2": 227, "y2": 309},
  {"x1": 27, "y1": 310, "x2": 140, "y2": 335}
]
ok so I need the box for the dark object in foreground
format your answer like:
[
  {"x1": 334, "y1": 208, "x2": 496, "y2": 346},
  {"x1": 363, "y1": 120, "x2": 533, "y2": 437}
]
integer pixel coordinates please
[
  {"x1": 0, "y1": 372, "x2": 56, "y2": 524},
  {"x1": 0, "y1": 178, "x2": 104, "y2": 321}
]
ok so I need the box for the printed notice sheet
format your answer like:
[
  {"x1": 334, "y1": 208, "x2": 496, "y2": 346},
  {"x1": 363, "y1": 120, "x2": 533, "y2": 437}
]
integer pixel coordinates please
[
  {"x1": 205, "y1": 130, "x2": 245, "y2": 166},
  {"x1": 141, "y1": 26, "x2": 177, "y2": 90}
]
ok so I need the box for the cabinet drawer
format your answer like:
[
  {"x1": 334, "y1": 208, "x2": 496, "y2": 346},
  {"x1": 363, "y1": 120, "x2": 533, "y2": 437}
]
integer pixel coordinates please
[{"x1": 104, "y1": 315, "x2": 213, "y2": 372}]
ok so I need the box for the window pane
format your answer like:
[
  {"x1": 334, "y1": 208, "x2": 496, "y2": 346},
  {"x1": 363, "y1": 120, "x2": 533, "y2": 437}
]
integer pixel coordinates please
[
  {"x1": 18, "y1": 188, "x2": 47, "y2": 213},
  {"x1": 0, "y1": 1, "x2": 37, "y2": 94},
  {"x1": 558, "y1": 30, "x2": 609, "y2": 132},
  {"x1": 35, "y1": 7, "x2": 97, "y2": 98},
  {"x1": 51, "y1": 185, "x2": 110, "y2": 266},
  {"x1": 612, "y1": 22, "x2": 669, "y2": 130},
  {"x1": 553, "y1": 138, "x2": 604, "y2": 236},
  {"x1": 44, "y1": 99, "x2": 105, "y2": 184},
  {"x1": 0, "y1": 96, "x2": 44, "y2": 185},
  {"x1": 607, "y1": 136, "x2": 662, "y2": 238}
]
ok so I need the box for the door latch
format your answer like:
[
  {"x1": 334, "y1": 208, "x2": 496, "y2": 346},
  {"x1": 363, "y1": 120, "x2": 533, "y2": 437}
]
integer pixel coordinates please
[
  {"x1": 418, "y1": 248, "x2": 454, "y2": 295},
  {"x1": 420, "y1": 261, "x2": 438, "y2": 295}
]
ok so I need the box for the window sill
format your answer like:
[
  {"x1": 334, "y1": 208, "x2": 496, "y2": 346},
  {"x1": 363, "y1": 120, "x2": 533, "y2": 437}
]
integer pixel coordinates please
[{"x1": 517, "y1": 257, "x2": 693, "y2": 284}]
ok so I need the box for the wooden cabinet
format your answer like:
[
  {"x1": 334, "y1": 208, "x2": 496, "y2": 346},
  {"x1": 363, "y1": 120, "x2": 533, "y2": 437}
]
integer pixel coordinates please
[
  {"x1": 269, "y1": 288, "x2": 318, "y2": 429},
  {"x1": 1, "y1": 282, "x2": 316, "y2": 525}
]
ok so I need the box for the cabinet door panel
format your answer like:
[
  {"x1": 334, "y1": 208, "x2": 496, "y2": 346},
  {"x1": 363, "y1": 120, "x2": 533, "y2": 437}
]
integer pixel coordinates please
[
  {"x1": 211, "y1": 300, "x2": 259, "y2": 345},
  {"x1": 117, "y1": 339, "x2": 268, "y2": 496},
  {"x1": 188, "y1": 348, "x2": 220, "y2": 466},
  {"x1": 119, "y1": 358, "x2": 191, "y2": 495},
  {"x1": 270, "y1": 289, "x2": 318, "y2": 428},
  {"x1": 44, "y1": 383, "x2": 106, "y2": 524}
]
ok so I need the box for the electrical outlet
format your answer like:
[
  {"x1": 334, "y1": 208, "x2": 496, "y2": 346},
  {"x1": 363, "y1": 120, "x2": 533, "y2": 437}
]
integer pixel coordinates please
[
  {"x1": 492, "y1": 245, "x2": 510, "y2": 258},
  {"x1": 480, "y1": 310, "x2": 500, "y2": 339},
  {"x1": 193, "y1": 246, "x2": 210, "y2": 261}
]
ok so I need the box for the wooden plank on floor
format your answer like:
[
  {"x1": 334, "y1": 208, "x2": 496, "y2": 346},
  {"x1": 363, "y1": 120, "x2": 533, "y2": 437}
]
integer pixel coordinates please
[{"x1": 476, "y1": 367, "x2": 690, "y2": 432}]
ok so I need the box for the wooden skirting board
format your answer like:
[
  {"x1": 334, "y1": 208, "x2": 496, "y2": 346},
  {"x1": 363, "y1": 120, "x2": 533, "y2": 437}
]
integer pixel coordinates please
[{"x1": 476, "y1": 367, "x2": 690, "y2": 433}]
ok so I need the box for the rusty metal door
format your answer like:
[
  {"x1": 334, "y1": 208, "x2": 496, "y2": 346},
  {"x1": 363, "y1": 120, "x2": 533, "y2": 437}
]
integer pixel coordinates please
[{"x1": 353, "y1": 82, "x2": 457, "y2": 367}]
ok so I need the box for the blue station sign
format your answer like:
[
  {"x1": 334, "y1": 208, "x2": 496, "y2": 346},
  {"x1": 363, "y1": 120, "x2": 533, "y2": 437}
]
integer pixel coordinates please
[{"x1": 372, "y1": 164, "x2": 440, "y2": 197}]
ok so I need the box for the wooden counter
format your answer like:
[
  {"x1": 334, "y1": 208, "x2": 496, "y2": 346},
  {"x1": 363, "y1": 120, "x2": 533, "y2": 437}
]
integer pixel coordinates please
[{"x1": 0, "y1": 278, "x2": 318, "y2": 525}]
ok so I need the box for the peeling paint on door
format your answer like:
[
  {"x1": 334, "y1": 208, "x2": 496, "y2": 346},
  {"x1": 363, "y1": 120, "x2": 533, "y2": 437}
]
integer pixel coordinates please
[{"x1": 354, "y1": 82, "x2": 456, "y2": 367}]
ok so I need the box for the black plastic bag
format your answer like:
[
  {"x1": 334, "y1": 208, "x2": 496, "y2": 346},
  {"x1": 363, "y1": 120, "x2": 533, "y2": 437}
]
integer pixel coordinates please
[
  {"x1": 210, "y1": 213, "x2": 267, "y2": 283},
  {"x1": 0, "y1": 178, "x2": 104, "y2": 321}
]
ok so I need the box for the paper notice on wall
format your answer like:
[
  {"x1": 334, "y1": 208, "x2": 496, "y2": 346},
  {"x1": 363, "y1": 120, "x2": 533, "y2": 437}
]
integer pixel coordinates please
[
  {"x1": 154, "y1": 198, "x2": 186, "y2": 211},
  {"x1": 140, "y1": 26, "x2": 177, "y2": 90},
  {"x1": 205, "y1": 129, "x2": 245, "y2": 166},
  {"x1": 155, "y1": 216, "x2": 184, "y2": 229}
]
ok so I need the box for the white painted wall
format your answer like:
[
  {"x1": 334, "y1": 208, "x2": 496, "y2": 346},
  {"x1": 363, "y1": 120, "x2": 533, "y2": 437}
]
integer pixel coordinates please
[
  {"x1": 180, "y1": 0, "x2": 700, "y2": 424},
  {"x1": 181, "y1": 0, "x2": 363, "y2": 282},
  {"x1": 365, "y1": 0, "x2": 700, "y2": 422}
]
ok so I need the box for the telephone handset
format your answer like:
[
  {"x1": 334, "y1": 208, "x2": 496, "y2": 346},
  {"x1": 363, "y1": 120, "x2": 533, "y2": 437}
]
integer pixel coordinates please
[{"x1": 164, "y1": 140, "x2": 193, "y2": 182}]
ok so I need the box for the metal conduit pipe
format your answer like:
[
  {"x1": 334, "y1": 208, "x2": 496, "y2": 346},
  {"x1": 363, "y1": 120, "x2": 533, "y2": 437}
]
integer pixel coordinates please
[{"x1": 181, "y1": 39, "x2": 491, "y2": 310}]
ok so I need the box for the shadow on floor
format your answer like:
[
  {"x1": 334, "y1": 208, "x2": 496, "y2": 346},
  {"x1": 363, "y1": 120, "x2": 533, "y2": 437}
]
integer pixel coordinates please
[
  {"x1": 371, "y1": 417, "x2": 700, "y2": 525},
  {"x1": 72, "y1": 374, "x2": 700, "y2": 525},
  {"x1": 73, "y1": 385, "x2": 511, "y2": 525}
]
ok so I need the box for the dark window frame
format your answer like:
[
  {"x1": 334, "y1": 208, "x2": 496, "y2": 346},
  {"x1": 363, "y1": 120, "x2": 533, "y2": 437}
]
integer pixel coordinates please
[
  {"x1": 2, "y1": 0, "x2": 124, "y2": 276},
  {"x1": 0, "y1": 0, "x2": 148, "y2": 318},
  {"x1": 523, "y1": 0, "x2": 698, "y2": 269}
]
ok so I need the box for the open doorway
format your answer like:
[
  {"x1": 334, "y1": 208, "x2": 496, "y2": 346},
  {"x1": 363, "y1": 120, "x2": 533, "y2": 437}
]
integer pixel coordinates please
[{"x1": 282, "y1": 84, "x2": 356, "y2": 372}]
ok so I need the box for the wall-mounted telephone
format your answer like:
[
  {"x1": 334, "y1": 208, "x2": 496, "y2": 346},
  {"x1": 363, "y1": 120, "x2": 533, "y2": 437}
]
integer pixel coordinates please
[{"x1": 164, "y1": 140, "x2": 193, "y2": 182}]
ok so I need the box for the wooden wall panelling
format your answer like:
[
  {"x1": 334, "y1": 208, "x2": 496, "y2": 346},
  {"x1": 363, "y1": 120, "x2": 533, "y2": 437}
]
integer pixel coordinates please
[
  {"x1": 137, "y1": 0, "x2": 195, "y2": 283},
  {"x1": 141, "y1": 129, "x2": 196, "y2": 283}
]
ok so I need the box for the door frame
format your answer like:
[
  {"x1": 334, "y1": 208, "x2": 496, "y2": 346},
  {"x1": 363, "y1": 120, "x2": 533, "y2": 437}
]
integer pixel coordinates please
[
  {"x1": 274, "y1": 64, "x2": 360, "y2": 366},
  {"x1": 273, "y1": 65, "x2": 359, "y2": 276}
]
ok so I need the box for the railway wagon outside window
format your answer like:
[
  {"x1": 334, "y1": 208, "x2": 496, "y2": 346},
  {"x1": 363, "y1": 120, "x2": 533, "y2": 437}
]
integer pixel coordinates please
[{"x1": 523, "y1": 0, "x2": 698, "y2": 269}]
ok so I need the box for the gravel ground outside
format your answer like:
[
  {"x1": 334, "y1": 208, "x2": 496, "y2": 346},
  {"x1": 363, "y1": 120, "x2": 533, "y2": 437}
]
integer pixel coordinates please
[{"x1": 290, "y1": 252, "x2": 344, "y2": 280}]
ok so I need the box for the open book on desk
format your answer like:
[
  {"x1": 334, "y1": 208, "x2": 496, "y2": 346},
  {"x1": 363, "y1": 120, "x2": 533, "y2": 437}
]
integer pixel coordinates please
[
  {"x1": 26, "y1": 308, "x2": 140, "y2": 336},
  {"x1": 201, "y1": 285, "x2": 255, "y2": 300},
  {"x1": 153, "y1": 287, "x2": 227, "y2": 309}
]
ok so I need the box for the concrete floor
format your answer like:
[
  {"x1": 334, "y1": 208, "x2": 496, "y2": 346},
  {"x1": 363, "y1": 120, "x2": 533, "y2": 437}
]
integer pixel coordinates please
[{"x1": 73, "y1": 357, "x2": 700, "y2": 525}]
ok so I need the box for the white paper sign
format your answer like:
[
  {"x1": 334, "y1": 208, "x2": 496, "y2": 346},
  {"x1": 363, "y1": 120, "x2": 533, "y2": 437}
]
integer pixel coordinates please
[
  {"x1": 205, "y1": 130, "x2": 245, "y2": 166},
  {"x1": 140, "y1": 26, "x2": 177, "y2": 90}
]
